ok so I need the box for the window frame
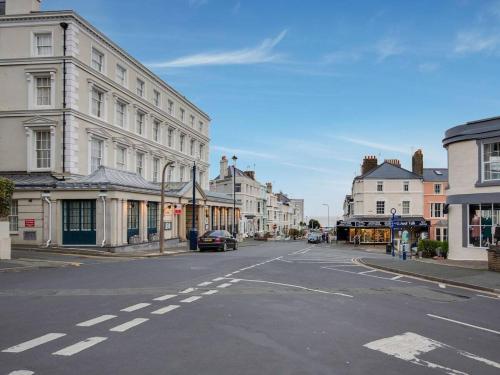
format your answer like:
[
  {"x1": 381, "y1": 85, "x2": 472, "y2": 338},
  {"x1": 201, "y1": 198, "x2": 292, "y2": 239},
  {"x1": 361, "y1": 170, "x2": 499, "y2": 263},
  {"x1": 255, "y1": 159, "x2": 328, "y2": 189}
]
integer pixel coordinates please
[
  {"x1": 32, "y1": 31, "x2": 53, "y2": 57},
  {"x1": 24, "y1": 124, "x2": 56, "y2": 172},
  {"x1": 152, "y1": 157, "x2": 160, "y2": 183},
  {"x1": 116, "y1": 64, "x2": 127, "y2": 86},
  {"x1": 116, "y1": 146, "x2": 127, "y2": 170},
  {"x1": 167, "y1": 127, "x2": 174, "y2": 148},
  {"x1": 90, "y1": 86, "x2": 105, "y2": 118},
  {"x1": 430, "y1": 202, "x2": 444, "y2": 218},
  {"x1": 434, "y1": 183, "x2": 442, "y2": 194},
  {"x1": 402, "y1": 200, "x2": 410, "y2": 215},
  {"x1": 136, "y1": 110, "x2": 146, "y2": 135},
  {"x1": 114, "y1": 99, "x2": 127, "y2": 128},
  {"x1": 9, "y1": 199, "x2": 18, "y2": 233},
  {"x1": 91, "y1": 46, "x2": 105, "y2": 73},
  {"x1": 376, "y1": 200, "x2": 385, "y2": 215},
  {"x1": 90, "y1": 137, "x2": 104, "y2": 173},
  {"x1": 27, "y1": 71, "x2": 56, "y2": 110},
  {"x1": 377, "y1": 181, "x2": 383, "y2": 192},
  {"x1": 152, "y1": 119, "x2": 160, "y2": 142},
  {"x1": 136, "y1": 152, "x2": 145, "y2": 177},
  {"x1": 403, "y1": 181, "x2": 409, "y2": 192},
  {"x1": 481, "y1": 141, "x2": 500, "y2": 182},
  {"x1": 136, "y1": 78, "x2": 145, "y2": 97},
  {"x1": 153, "y1": 89, "x2": 161, "y2": 107}
]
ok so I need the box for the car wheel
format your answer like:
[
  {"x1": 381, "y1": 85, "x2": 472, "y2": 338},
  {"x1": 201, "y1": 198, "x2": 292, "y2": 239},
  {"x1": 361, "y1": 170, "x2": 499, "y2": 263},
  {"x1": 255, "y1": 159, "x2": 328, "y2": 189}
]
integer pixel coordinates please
[{"x1": 221, "y1": 243, "x2": 227, "y2": 252}]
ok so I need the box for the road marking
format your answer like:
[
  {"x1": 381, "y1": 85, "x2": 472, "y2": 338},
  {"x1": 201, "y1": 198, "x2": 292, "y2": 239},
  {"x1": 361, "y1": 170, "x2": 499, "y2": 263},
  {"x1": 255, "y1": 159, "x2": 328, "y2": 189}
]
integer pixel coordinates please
[
  {"x1": 358, "y1": 269, "x2": 377, "y2": 274},
  {"x1": 438, "y1": 283, "x2": 446, "y2": 289},
  {"x1": 225, "y1": 274, "x2": 233, "y2": 277},
  {"x1": 53, "y1": 337, "x2": 107, "y2": 356},
  {"x1": 197, "y1": 281, "x2": 212, "y2": 287},
  {"x1": 153, "y1": 294, "x2": 176, "y2": 301},
  {"x1": 121, "y1": 303, "x2": 151, "y2": 312},
  {"x1": 322, "y1": 266, "x2": 411, "y2": 283},
  {"x1": 364, "y1": 331, "x2": 500, "y2": 373},
  {"x1": 236, "y1": 278, "x2": 353, "y2": 298},
  {"x1": 213, "y1": 277, "x2": 224, "y2": 281},
  {"x1": 180, "y1": 296, "x2": 202, "y2": 303},
  {"x1": 203, "y1": 290, "x2": 218, "y2": 295},
  {"x1": 151, "y1": 305, "x2": 180, "y2": 315},
  {"x1": 217, "y1": 283, "x2": 232, "y2": 288},
  {"x1": 232, "y1": 271, "x2": 240, "y2": 274},
  {"x1": 110, "y1": 318, "x2": 149, "y2": 332},
  {"x1": 391, "y1": 275, "x2": 403, "y2": 280},
  {"x1": 476, "y1": 294, "x2": 500, "y2": 300},
  {"x1": 77, "y1": 315, "x2": 117, "y2": 327},
  {"x1": 180, "y1": 288, "x2": 196, "y2": 294},
  {"x1": 230, "y1": 279, "x2": 241, "y2": 283},
  {"x1": 427, "y1": 314, "x2": 500, "y2": 335},
  {"x1": 8, "y1": 371, "x2": 34, "y2": 375},
  {"x1": 2, "y1": 333, "x2": 66, "y2": 353}
]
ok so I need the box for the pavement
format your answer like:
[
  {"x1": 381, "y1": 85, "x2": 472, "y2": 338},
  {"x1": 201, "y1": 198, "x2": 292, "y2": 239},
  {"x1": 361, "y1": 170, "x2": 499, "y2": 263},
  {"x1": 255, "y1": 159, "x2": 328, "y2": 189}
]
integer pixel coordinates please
[
  {"x1": 360, "y1": 255, "x2": 500, "y2": 293},
  {"x1": 1, "y1": 241, "x2": 499, "y2": 375}
]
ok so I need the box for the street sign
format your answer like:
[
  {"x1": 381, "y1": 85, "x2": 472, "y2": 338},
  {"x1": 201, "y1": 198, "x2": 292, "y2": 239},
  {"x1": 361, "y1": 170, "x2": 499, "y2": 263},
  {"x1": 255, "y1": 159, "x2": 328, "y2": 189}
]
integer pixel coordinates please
[
  {"x1": 174, "y1": 204, "x2": 182, "y2": 215},
  {"x1": 164, "y1": 204, "x2": 173, "y2": 216},
  {"x1": 25, "y1": 219, "x2": 35, "y2": 227}
]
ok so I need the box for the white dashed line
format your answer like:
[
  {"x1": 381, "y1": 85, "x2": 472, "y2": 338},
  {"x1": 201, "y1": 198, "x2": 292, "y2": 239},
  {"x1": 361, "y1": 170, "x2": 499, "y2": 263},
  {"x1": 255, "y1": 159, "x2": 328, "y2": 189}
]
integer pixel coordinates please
[
  {"x1": 180, "y1": 288, "x2": 196, "y2": 294},
  {"x1": 427, "y1": 314, "x2": 500, "y2": 335},
  {"x1": 53, "y1": 337, "x2": 107, "y2": 356},
  {"x1": 153, "y1": 294, "x2": 176, "y2": 301},
  {"x1": 232, "y1": 271, "x2": 240, "y2": 274},
  {"x1": 213, "y1": 277, "x2": 224, "y2": 281},
  {"x1": 358, "y1": 270, "x2": 377, "y2": 275},
  {"x1": 180, "y1": 296, "x2": 202, "y2": 303},
  {"x1": 151, "y1": 305, "x2": 180, "y2": 315},
  {"x1": 2, "y1": 333, "x2": 66, "y2": 353},
  {"x1": 438, "y1": 283, "x2": 446, "y2": 289},
  {"x1": 110, "y1": 318, "x2": 149, "y2": 333},
  {"x1": 202, "y1": 290, "x2": 218, "y2": 295},
  {"x1": 391, "y1": 275, "x2": 403, "y2": 280},
  {"x1": 225, "y1": 274, "x2": 233, "y2": 277},
  {"x1": 217, "y1": 283, "x2": 232, "y2": 288},
  {"x1": 8, "y1": 371, "x2": 34, "y2": 375},
  {"x1": 230, "y1": 279, "x2": 241, "y2": 283},
  {"x1": 197, "y1": 281, "x2": 212, "y2": 287},
  {"x1": 121, "y1": 303, "x2": 151, "y2": 312},
  {"x1": 77, "y1": 315, "x2": 117, "y2": 327}
]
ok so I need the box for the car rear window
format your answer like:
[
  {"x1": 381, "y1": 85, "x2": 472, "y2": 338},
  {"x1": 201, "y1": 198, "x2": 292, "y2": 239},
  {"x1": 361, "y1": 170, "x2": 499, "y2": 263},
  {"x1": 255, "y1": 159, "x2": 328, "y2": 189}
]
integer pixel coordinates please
[{"x1": 206, "y1": 230, "x2": 226, "y2": 238}]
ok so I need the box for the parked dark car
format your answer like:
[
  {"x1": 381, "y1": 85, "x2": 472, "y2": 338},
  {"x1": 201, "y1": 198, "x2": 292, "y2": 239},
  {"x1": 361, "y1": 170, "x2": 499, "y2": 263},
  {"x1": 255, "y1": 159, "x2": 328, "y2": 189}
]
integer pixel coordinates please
[{"x1": 198, "y1": 230, "x2": 238, "y2": 252}]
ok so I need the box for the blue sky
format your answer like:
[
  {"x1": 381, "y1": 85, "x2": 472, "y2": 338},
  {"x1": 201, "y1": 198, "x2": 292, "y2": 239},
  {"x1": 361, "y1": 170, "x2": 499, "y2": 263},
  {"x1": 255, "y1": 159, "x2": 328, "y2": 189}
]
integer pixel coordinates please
[{"x1": 45, "y1": 0, "x2": 500, "y2": 221}]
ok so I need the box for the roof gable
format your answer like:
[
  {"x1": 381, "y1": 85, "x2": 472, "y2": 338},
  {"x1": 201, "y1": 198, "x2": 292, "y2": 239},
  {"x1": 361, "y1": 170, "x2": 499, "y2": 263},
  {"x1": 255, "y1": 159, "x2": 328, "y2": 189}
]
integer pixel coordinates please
[{"x1": 359, "y1": 162, "x2": 422, "y2": 180}]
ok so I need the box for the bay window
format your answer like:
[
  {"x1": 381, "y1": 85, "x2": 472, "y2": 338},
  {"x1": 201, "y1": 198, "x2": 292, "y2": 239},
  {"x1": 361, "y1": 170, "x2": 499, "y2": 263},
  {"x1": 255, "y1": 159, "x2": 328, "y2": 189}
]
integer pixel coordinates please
[
  {"x1": 482, "y1": 142, "x2": 500, "y2": 181},
  {"x1": 468, "y1": 203, "x2": 500, "y2": 247}
]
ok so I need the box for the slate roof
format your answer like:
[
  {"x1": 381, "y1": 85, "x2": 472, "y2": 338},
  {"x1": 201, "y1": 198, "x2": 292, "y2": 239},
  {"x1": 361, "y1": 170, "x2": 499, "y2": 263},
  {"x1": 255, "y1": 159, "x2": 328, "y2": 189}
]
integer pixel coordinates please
[
  {"x1": 422, "y1": 168, "x2": 448, "y2": 182},
  {"x1": 205, "y1": 190, "x2": 234, "y2": 203},
  {"x1": 57, "y1": 166, "x2": 161, "y2": 193},
  {"x1": 355, "y1": 162, "x2": 422, "y2": 180},
  {"x1": 213, "y1": 166, "x2": 249, "y2": 180},
  {"x1": 0, "y1": 173, "x2": 60, "y2": 189}
]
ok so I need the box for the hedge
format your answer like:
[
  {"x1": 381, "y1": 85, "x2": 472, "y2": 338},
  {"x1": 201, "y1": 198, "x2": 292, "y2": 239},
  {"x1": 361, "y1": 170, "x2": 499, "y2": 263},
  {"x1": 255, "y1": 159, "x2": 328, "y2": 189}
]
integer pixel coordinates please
[
  {"x1": 0, "y1": 177, "x2": 15, "y2": 219},
  {"x1": 417, "y1": 239, "x2": 449, "y2": 258}
]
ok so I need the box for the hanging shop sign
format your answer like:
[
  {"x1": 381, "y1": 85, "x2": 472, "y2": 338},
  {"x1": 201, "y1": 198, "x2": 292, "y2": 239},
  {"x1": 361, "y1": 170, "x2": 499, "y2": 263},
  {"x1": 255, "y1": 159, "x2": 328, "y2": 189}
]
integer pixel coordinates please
[{"x1": 174, "y1": 204, "x2": 182, "y2": 215}]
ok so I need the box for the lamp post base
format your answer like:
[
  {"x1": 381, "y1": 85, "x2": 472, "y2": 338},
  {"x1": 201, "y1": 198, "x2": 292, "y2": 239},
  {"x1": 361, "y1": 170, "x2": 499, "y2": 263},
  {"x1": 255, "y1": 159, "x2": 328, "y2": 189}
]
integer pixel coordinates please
[{"x1": 189, "y1": 229, "x2": 198, "y2": 251}]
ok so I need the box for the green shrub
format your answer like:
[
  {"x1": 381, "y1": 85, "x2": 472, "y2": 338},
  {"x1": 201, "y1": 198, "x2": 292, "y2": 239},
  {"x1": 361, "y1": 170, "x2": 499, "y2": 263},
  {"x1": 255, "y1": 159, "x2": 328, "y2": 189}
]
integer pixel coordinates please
[
  {"x1": 417, "y1": 239, "x2": 449, "y2": 258},
  {"x1": 0, "y1": 177, "x2": 14, "y2": 220}
]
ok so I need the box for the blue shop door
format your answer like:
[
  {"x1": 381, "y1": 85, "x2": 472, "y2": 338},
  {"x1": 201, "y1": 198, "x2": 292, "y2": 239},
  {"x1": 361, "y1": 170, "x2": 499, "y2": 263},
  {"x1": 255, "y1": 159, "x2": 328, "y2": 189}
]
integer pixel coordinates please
[
  {"x1": 127, "y1": 201, "x2": 140, "y2": 241},
  {"x1": 62, "y1": 200, "x2": 96, "y2": 245},
  {"x1": 147, "y1": 202, "x2": 158, "y2": 236}
]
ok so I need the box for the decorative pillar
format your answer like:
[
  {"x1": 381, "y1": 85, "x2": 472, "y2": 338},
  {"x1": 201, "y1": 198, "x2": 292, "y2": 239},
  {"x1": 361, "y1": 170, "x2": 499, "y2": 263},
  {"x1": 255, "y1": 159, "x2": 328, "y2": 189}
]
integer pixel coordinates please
[
  {"x1": 121, "y1": 199, "x2": 128, "y2": 245},
  {"x1": 140, "y1": 200, "x2": 148, "y2": 243}
]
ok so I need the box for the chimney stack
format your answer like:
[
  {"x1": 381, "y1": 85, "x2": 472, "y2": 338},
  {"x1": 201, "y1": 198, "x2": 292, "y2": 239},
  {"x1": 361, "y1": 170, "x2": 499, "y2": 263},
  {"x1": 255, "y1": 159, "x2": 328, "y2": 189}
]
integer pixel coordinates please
[
  {"x1": 5, "y1": 0, "x2": 41, "y2": 15},
  {"x1": 412, "y1": 149, "x2": 424, "y2": 176},
  {"x1": 220, "y1": 155, "x2": 228, "y2": 178},
  {"x1": 266, "y1": 182, "x2": 273, "y2": 194},
  {"x1": 244, "y1": 171, "x2": 255, "y2": 180},
  {"x1": 384, "y1": 159, "x2": 401, "y2": 168},
  {"x1": 361, "y1": 156, "x2": 378, "y2": 175}
]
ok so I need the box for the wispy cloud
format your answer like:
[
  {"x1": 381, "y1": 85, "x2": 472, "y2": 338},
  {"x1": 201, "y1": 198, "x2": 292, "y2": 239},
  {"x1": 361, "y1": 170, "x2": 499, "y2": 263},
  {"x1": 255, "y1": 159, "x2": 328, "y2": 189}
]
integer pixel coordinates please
[
  {"x1": 335, "y1": 135, "x2": 411, "y2": 154},
  {"x1": 148, "y1": 30, "x2": 287, "y2": 68},
  {"x1": 188, "y1": 0, "x2": 208, "y2": 8},
  {"x1": 454, "y1": 30, "x2": 499, "y2": 54},
  {"x1": 418, "y1": 62, "x2": 439, "y2": 73},
  {"x1": 374, "y1": 37, "x2": 404, "y2": 62},
  {"x1": 212, "y1": 145, "x2": 276, "y2": 159}
]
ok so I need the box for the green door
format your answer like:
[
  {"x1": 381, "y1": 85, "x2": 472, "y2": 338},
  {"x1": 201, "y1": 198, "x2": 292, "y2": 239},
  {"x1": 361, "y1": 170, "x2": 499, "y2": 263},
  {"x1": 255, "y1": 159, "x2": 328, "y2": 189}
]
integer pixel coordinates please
[
  {"x1": 147, "y1": 202, "x2": 158, "y2": 236},
  {"x1": 62, "y1": 200, "x2": 96, "y2": 245},
  {"x1": 127, "y1": 201, "x2": 140, "y2": 241}
]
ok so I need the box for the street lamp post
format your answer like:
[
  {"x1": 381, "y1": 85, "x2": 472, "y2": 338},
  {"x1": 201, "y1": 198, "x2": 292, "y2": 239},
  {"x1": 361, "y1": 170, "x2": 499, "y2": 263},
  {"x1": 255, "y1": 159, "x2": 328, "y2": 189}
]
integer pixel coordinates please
[
  {"x1": 232, "y1": 155, "x2": 238, "y2": 238},
  {"x1": 189, "y1": 161, "x2": 198, "y2": 251},
  {"x1": 391, "y1": 208, "x2": 397, "y2": 257},
  {"x1": 159, "y1": 161, "x2": 175, "y2": 254},
  {"x1": 322, "y1": 203, "x2": 330, "y2": 228}
]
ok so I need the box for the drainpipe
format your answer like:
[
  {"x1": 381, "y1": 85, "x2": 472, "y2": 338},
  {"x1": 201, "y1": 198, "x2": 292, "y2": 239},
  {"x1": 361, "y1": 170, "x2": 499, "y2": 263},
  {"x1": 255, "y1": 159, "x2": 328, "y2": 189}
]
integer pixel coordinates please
[
  {"x1": 60, "y1": 22, "x2": 68, "y2": 176},
  {"x1": 42, "y1": 194, "x2": 52, "y2": 247},
  {"x1": 99, "y1": 193, "x2": 107, "y2": 247}
]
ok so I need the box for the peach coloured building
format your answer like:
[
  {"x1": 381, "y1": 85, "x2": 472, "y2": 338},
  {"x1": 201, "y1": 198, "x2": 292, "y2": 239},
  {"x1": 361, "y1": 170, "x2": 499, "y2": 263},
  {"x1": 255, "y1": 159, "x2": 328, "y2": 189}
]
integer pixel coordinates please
[{"x1": 423, "y1": 168, "x2": 448, "y2": 241}]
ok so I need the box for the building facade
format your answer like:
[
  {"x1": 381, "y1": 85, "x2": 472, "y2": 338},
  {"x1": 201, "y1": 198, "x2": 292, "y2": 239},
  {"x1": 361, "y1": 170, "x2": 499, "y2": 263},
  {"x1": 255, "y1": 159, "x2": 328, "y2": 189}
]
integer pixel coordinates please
[
  {"x1": 338, "y1": 155, "x2": 427, "y2": 244},
  {"x1": 1, "y1": 0, "x2": 238, "y2": 250},
  {"x1": 265, "y1": 183, "x2": 303, "y2": 236},
  {"x1": 443, "y1": 117, "x2": 500, "y2": 260}
]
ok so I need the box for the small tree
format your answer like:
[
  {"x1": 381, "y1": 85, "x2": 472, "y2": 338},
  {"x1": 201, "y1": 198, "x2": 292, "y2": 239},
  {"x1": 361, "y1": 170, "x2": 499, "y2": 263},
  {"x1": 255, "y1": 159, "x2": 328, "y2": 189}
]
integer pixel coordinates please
[
  {"x1": 308, "y1": 219, "x2": 320, "y2": 229},
  {"x1": 0, "y1": 177, "x2": 14, "y2": 221}
]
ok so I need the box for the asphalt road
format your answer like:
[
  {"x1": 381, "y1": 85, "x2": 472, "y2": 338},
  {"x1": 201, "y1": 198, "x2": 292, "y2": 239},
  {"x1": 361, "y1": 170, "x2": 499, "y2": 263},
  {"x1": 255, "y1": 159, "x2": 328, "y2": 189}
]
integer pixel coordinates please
[{"x1": 1, "y1": 241, "x2": 499, "y2": 375}]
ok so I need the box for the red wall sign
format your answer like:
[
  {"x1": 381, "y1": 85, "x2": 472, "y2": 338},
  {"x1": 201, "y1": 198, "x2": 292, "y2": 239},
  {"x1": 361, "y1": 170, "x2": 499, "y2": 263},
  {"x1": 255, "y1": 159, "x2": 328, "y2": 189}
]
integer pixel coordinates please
[
  {"x1": 174, "y1": 204, "x2": 182, "y2": 215},
  {"x1": 25, "y1": 219, "x2": 35, "y2": 227}
]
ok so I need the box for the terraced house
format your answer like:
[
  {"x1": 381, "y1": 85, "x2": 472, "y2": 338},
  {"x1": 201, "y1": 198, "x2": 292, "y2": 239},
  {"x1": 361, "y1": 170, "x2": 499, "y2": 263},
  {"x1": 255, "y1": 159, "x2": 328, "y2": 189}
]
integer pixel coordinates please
[{"x1": 0, "y1": 0, "x2": 238, "y2": 251}]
